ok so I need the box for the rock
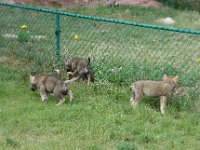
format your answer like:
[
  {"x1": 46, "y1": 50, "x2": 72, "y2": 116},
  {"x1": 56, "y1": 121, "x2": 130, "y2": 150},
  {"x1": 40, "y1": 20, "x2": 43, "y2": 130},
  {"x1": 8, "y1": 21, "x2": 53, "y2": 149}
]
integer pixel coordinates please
[{"x1": 159, "y1": 17, "x2": 176, "y2": 24}]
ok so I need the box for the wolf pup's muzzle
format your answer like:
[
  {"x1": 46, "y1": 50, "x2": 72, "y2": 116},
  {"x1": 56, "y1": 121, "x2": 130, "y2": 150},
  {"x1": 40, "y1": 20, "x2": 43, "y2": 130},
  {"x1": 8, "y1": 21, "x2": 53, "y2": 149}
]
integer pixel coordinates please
[{"x1": 30, "y1": 84, "x2": 37, "y2": 91}]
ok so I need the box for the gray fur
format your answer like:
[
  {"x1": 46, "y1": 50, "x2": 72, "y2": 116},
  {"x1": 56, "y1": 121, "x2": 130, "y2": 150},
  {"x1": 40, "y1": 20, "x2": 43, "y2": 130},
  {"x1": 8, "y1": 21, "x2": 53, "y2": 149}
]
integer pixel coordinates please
[
  {"x1": 29, "y1": 74, "x2": 79, "y2": 105},
  {"x1": 64, "y1": 57, "x2": 94, "y2": 86}
]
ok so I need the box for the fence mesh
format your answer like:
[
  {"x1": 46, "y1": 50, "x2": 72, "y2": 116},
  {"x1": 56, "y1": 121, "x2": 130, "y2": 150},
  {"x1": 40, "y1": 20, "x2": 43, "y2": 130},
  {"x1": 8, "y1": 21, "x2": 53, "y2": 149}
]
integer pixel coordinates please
[{"x1": 0, "y1": 3, "x2": 199, "y2": 97}]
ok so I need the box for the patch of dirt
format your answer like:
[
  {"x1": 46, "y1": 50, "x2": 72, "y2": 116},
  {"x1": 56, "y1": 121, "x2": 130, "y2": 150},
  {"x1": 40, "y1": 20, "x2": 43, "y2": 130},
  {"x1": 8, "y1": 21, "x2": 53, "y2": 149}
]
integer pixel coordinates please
[
  {"x1": 0, "y1": 56, "x2": 8, "y2": 62},
  {"x1": 113, "y1": 0, "x2": 161, "y2": 8},
  {"x1": 0, "y1": 56, "x2": 31, "y2": 67},
  {"x1": 0, "y1": 0, "x2": 162, "y2": 8}
]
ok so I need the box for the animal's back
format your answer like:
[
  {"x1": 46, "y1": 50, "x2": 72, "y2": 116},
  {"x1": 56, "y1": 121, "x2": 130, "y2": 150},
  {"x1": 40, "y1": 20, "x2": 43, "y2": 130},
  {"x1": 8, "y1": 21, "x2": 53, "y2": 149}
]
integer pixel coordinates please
[
  {"x1": 133, "y1": 80, "x2": 172, "y2": 97},
  {"x1": 38, "y1": 75, "x2": 64, "y2": 93},
  {"x1": 74, "y1": 58, "x2": 88, "y2": 70}
]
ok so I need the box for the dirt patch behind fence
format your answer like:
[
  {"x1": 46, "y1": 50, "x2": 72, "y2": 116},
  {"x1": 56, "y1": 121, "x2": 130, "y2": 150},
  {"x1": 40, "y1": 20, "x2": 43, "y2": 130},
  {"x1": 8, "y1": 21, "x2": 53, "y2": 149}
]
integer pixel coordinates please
[{"x1": 0, "y1": 0, "x2": 162, "y2": 8}]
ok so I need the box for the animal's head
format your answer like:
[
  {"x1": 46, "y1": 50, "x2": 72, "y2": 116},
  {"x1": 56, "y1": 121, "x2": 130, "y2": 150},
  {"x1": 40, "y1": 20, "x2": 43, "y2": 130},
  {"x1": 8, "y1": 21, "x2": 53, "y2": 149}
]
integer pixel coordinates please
[
  {"x1": 64, "y1": 59, "x2": 72, "y2": 72},
  {"x1": 29, "y1": 75, "x2": 37, "y2": 91},
  {"x1": 79, "y1": 57, "x2": 92, "y2": 74},
  {"x1": 163, "y1": 74, "x2": 179, "y2": 85}
]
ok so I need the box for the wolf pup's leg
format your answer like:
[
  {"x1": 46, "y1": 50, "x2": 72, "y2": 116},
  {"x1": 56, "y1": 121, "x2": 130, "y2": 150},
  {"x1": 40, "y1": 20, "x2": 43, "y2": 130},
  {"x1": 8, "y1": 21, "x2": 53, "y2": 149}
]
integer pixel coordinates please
[
  {"x1": 54, "y1": 89, "x2": 66, "y2": 106},
  {"x1": 68, "y1": 90, "x2": 74, "y2": 102},
  {"x1": 57, "y1": 97, "x2": 65, "y2": 106},
  {"x1": 67, "y1": 72, "x2": 73, "y2": 79},
  {"x1": 54, "y1": 91, "x2": 65, "y2": 106},
  {"x1": 130, "y1": 90, "x2": 142, "y2": 108},
  {"x1": 160, "y1": 96, "x2": 167, "y2": 114},
  {"x1": 39, "y1": 86, "x2": 48, "y2": 102},
  {"x1": 67, "y1": 70, "x2": 79, "y2": 78},
  {"x1": 87, "y1": 74, "x2": 91, "y2": 86},
  {"x1": 130, "y1": 90, "x2": 136, "y2": 107}
]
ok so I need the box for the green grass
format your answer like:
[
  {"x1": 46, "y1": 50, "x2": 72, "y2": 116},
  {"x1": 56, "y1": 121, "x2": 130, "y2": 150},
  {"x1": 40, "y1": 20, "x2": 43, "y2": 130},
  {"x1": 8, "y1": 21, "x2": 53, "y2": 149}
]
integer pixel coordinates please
[
  {"x1": 0, "y1": 4, "x2": 200, "y2": 150},
  {"x1": 0, "y1": 59, "x2": 200, "y2": 150},
  {"x1": 158, "y1": 0, "x2": 200, "y2": 12}
]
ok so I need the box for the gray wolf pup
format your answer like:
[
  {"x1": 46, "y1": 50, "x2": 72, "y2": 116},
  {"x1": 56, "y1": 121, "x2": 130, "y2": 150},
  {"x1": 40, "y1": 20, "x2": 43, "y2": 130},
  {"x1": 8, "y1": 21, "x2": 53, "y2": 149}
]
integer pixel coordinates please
[
  {"x1": 64, "y1": 57, "x2": 94, "y2": 86},
  {"x1": 29, "y1": 74, "x2": 79, "y2": 106},
  {"x1": 130, "y1": 74, "x2": 179, "y2": 114}
]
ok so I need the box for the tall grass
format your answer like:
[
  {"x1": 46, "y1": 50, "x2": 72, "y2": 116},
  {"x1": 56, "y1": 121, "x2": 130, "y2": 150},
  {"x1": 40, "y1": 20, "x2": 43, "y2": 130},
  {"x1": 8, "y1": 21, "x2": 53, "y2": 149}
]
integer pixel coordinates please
[
  {"x1": 0, "y1": 61, "x2": 200, "y2": 150},
  {"x1": 158, "y1": 0, "x2": 200, "y2": 12}
]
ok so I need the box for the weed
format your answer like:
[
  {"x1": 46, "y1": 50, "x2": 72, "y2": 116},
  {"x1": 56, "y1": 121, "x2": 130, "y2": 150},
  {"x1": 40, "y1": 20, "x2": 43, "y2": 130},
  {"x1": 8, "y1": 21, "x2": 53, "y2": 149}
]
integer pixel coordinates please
[
  {"x1": 6, "y1": 138, "x2": 19, "y2": 148},
  {"x1": 117, "y1": 141, "x2": 136, "y2": 150}
]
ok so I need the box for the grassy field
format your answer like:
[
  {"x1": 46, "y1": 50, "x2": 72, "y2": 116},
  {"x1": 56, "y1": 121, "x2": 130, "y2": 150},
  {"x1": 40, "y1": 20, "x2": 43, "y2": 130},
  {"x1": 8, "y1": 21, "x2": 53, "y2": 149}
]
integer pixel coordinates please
[{"x1": 0, "y1": 3, "x2": 200, "y2": 150}]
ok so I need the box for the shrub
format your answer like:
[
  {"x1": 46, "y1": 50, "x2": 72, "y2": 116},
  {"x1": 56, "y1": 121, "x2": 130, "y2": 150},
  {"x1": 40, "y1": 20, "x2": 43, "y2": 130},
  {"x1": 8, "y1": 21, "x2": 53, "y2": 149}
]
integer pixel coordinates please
[{"x1": 158, "y1": 0, "x2": 200, "y2": 12}]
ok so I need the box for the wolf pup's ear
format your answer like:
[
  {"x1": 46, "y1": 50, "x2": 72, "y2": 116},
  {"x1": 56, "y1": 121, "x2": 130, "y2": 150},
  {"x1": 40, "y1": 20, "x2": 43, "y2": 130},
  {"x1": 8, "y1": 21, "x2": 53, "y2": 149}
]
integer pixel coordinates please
[
  {"x1": 29, "y1": 75, "x2": 35, "y2": 83},
  {"x1": 54, "y1": 69, "x2": 60, "y2": 74},
  {"x1": 173, "y1": 75, "x2": 179, "y2": 83},
  {"x1": 163, "y1": 74, "x2": 168, "y2": 80},
  {"x1": 64, "y1": 59, "x2": 68, "y2": 65},
  {"x1": 87, "y1": 57, "x2": 91, "y2": 65}
]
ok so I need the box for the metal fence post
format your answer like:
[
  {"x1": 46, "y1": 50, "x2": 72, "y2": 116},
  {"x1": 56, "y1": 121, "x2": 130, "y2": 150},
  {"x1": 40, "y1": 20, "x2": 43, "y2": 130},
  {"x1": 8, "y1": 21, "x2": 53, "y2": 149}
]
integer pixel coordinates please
[{"x1": 55, "y1": 14, "x2": 61, "y2": 59}]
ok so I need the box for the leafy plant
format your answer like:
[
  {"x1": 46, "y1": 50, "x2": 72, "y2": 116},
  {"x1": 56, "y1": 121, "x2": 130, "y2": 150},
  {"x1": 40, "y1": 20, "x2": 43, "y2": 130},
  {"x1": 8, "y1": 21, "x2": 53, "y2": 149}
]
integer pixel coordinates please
[{"x1": 17, "y1": 25, "x2": 30, "y2": 42}]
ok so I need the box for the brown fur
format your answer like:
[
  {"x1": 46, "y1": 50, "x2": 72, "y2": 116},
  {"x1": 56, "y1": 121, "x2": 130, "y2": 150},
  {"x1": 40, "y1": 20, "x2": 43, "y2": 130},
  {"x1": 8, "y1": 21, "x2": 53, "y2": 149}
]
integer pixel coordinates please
[
  {"x1": 29, "y1": 74, "x2": 79, "y2": 105},
  {"x1": 174, "y1": 87, "x2": 187, "y2": 96},
  {"x1": 65, "y1": 57, "x2": 94, "y2": 86},
  {"x1": 130, "y1": 74, "x2": 179, "y2": 114}
]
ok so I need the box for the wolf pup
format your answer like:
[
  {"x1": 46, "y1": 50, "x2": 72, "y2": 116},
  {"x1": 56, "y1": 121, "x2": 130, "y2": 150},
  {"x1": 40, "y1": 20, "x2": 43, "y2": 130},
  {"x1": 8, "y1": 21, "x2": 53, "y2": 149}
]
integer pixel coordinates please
[
  {"x1": 130, "y1": 74, "x2": 179, "y2": 114},
  {"x1": 29, "y1": 74, "x2": 80, "y2": 106},
  {"x1": 64, "y1": 57, "x2": 94, "y2": 86}
]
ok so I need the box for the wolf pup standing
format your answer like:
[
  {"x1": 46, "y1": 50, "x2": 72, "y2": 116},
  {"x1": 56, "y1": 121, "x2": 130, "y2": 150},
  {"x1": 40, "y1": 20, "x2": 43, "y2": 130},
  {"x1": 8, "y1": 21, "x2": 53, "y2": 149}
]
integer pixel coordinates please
[
  {"x1": 29, "y1": 74, "x2": 79, "y2": 106},
  {"x1": 65, "y1": 57, "x2": 94, "y2": 86},
  {"x1": 130, "y1": 74, "x2": 179, "y2": 114}
]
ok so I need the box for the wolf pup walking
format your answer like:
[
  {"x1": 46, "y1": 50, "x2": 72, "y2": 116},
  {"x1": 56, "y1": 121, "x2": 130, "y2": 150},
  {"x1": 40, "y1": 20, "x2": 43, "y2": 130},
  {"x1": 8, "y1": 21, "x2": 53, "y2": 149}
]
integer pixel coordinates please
[
  {"x1": 65, "y1": 57, "x2": 94, "y2": 86},
  {"x1": 29, "y1": 74, "x2": 79, "y2": 106},
  {"x1": 130, "y1": 74, "x2": 179, "y2": 114}
]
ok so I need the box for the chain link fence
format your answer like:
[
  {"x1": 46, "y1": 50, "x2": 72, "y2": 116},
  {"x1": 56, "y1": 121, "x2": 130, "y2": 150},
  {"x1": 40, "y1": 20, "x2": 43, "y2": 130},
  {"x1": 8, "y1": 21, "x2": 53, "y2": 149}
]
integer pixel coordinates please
[{"x1": 0, "y1": 2, "x2": 199, "y2": 97}]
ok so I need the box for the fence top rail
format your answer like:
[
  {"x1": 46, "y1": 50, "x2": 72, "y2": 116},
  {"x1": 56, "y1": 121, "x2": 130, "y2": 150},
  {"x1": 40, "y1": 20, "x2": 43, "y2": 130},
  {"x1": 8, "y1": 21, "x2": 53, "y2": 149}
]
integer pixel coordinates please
[{"x1": 1, "y1": 2, "x2": 200, "y2": 35}]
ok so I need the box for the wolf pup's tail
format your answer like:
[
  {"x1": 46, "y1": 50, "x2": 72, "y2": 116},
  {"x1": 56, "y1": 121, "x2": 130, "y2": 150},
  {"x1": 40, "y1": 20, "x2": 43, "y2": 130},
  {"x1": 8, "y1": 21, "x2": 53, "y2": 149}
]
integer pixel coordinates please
[
  {"x1": 64, "y1": 75, "x2": 81, "y2": 84},
  {"x1": 130, "y1": 84, "x2": 136, "y2": 99},
  {"x1": 87, "y1": 57, "x2": 91, "y2": 65}
]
